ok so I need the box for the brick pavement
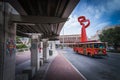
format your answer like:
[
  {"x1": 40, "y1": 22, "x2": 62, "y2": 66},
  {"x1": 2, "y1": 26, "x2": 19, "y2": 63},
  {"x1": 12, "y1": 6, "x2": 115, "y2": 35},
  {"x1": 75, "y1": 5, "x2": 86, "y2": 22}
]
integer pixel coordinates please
[{"x1": 45, "y1": 53, "x2": 85, "y2": 80}]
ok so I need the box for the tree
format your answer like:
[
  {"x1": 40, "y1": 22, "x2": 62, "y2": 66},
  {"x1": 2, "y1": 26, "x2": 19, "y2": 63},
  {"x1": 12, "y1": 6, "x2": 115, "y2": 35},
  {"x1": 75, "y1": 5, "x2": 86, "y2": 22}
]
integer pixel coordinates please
[
  {"x1": 99, "y1": 26, "x2": 120, "y2": 50},
  {"x1": 16, "y1": 36, "x2": 22, "y2": 43},
  {"x1": 16, "y1": 36, "x2": 29, "y2": 52}
]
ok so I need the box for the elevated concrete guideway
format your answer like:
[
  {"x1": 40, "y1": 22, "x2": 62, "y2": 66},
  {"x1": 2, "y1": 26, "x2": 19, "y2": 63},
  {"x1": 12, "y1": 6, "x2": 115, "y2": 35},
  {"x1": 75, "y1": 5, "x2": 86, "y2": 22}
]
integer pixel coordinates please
[
  {"x1": 11, "y1": 15, "x2": 68, "y2": 24},
  {"x1": 4, "y1": 0, "x2": 80, "y2": 39},
  {"x1": 0, "y1": 0, "x2": 80, "y2": 80}
]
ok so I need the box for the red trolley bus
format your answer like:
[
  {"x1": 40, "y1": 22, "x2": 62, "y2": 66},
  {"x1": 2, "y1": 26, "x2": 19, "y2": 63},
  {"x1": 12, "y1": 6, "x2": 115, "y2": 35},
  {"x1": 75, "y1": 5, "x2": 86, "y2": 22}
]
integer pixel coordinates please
[{"x1": 73, "y1": 41, "x2": 107, "y2": 57}]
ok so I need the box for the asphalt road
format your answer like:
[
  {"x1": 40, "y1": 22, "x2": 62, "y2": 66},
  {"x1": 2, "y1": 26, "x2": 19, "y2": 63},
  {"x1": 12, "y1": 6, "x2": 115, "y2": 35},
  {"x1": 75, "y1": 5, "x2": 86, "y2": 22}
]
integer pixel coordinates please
[
  {"x1": 58, "y1": 47, "x2": 120, "y2": 80},
  {"x1": 16, "y1": 51, "x2": 30, "y2": 65},
  {"x1": 15, "y1": 51, "x2": 31, "y2": 74}
]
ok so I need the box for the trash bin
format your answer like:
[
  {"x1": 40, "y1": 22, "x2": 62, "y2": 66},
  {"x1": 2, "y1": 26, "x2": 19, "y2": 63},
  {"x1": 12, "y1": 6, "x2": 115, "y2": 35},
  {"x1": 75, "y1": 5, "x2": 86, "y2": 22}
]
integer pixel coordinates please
[{"x1": 49, "y1": 50, "x2": 53, "y2": 56}]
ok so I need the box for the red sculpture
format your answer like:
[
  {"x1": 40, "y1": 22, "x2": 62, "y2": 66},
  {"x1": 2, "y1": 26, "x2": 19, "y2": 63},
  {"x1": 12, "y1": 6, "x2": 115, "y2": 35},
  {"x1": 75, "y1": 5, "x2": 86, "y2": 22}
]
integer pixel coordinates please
[{"x1": 78, "y1": 16, "x2": 90, "y2": 42}]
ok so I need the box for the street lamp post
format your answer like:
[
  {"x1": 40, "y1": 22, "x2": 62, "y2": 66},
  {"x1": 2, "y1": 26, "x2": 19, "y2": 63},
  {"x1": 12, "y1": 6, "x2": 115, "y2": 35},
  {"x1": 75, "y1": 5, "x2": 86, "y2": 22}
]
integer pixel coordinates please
[{"x1": 62, "y1": 28, "x2": 64, "y2": 49}]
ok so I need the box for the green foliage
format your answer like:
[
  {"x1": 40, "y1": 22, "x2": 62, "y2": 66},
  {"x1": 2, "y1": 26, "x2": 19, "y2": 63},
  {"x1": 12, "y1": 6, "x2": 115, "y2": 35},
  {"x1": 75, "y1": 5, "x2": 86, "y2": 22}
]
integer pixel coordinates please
[
  {"x1": 16, "y1": 44, "x2": 28, "y2": 49},
  {"x1": 16, "y1": 36, "x2": 22, "y2": 43},
  {"x1": 99, "y1": 26, "x2": 120, "y2": 50},
  {"x1": 16, "y1": 36, "x2": 29, "y2": 52}
]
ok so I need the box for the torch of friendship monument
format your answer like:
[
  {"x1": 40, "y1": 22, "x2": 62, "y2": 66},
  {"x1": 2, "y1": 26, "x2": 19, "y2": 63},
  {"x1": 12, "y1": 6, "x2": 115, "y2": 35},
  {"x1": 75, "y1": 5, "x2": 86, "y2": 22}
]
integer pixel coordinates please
[{"x1": 78, "y1": 16, "x2": 90, "y2": 42}]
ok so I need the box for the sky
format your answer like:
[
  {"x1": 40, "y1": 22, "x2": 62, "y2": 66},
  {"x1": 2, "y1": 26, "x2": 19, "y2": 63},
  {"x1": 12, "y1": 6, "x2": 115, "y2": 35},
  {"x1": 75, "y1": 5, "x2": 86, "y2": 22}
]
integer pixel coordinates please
[{"x1": 60, "y1": 0, "x2": 120, "y2": 38}]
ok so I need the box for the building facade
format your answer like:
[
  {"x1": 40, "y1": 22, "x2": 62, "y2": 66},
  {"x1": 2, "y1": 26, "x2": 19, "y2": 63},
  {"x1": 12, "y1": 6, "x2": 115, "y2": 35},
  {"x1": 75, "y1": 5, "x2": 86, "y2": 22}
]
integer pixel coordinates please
[{"x1": 59, "y1": 34, "x2": 81, "y2": 43}]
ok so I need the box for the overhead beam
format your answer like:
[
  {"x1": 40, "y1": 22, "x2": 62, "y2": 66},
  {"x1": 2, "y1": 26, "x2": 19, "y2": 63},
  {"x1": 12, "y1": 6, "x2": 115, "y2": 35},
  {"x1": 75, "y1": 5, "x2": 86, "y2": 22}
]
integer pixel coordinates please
[
  {"x1": 17, "y1": 30, "x2": 30, "y2": 37},
  {"x1": 42, "y1": 33, "x2": 59, "y2": 39},
  {"x1": 49, "y1": 38, "x2": 59, "y2": 41},
  {"x1": 11, "y1": 14, "x2": 68, "y2": 24}
]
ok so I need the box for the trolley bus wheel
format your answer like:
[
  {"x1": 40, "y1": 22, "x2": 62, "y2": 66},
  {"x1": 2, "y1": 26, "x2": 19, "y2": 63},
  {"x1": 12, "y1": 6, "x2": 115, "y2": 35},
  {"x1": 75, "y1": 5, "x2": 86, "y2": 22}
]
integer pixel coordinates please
[
  {"x1": 90, "y1": 54, "x2": 94, "y2": 58},
  {"x1": 88, "y1": 53, "x2": 94, "y2": 57},
  {"x1": 75, "y1": 50, "x2": 78, "y2": 53},
  {"x1": 88, "y1": 53, "x2": 90, "y2": 56}
]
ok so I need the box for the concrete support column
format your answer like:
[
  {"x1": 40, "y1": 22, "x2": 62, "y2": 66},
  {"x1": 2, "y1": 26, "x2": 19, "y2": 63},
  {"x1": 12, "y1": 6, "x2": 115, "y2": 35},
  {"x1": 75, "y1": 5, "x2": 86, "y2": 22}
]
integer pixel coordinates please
[
  {"x1": 39, "y1": 41, "x2": 43, "y2": 58},
  {"x1": 42, "y1": 39, "x2": 48, "y2": 62},
  {"x1": 0, "y1": 3, "x2": 17, "y2": 80},
  {"x1": 38, "y1": 41, "x2": 44, "y2": 66},
  {"x1": 30, "y1": 34, "x2": 40, "y2": 71},
  {"x1": 48, "y1": 41, "x2": 56, "y2": 54},
  {"x1": 52, "y1": 41, "x2": 56, "y2": 54},
  {"x1": 0, "y1": 2, "x2": 4, "y2": 80}
]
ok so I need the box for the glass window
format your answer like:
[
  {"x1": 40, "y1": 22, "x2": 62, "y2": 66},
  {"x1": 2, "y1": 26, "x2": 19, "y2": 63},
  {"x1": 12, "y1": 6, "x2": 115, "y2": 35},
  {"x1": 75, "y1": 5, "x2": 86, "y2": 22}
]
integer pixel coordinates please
[
  {"x1": 86, "y1": 44, "x2": 89, "y2": 48},
  {"x1": 99, "y1": 43, "x2": 105, "y2": 48},
  {"x1": 82, "y1": 44, "x2": 86, "y2": 48},
  {"x1": 90, "y1": 44, "x2": 93, "y2": 48},
  {"x1": 79, "y1": 44, "x2": 82, "y2": 47},
  {"x1": 94, "y1": 43, "x2": 99, "y2": 48}
]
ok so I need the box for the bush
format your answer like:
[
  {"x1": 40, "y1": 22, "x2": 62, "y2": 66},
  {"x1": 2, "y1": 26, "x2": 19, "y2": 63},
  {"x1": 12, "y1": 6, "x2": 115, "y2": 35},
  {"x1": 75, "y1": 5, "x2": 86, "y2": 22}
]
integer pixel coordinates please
[
  {"x1": 16, "y1": 44, "x2": 28, "y2": 49},
  {"x1": 18, "y1": 49, "x2": 24, "y2": 52}
]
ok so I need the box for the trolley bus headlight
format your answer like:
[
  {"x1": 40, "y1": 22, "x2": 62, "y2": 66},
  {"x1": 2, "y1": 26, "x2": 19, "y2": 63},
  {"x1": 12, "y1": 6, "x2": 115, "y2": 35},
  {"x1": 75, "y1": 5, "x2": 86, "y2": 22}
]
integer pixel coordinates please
[
  {"x1": 94, "y1": 50, "x2": 98, "y2": 54},
  {"x1": 103, "y1": 49, "x2": 106, "y2": 53}
]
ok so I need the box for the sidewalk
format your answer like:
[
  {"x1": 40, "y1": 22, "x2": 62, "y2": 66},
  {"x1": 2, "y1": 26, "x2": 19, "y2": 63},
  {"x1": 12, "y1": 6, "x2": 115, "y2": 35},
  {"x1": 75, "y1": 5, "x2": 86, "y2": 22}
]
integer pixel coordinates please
[
  {"x1": 32, "y1": 52, "x2": 58, "y2": 80},
  {"x1": 33, "y1": 50, "x2": 85, "y2": 80},
  {"x1": 45, "y1": 53, "x2": 85, "y2": 80}
]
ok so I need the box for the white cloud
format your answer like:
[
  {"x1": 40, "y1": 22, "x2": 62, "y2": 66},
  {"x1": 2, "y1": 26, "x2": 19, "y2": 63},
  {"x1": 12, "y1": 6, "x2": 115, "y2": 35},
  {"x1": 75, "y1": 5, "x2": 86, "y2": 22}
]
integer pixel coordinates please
[
  {"x1": 118, "y1": 20, "x2": 120, "y2": 23},
  {"x1": 64, "y1": 15, "x2": 78, "y2": 29},
  {"x1": 60, "y1": 0, "x2": 119, "y2": 37},
  {"x1": 107, "y1": 0, "x2": 120, "y2": 12},
  {"x1": 87, "y1": 21, "x2": 110, "y2": 38},
  {"x1": 60, "y1": 15, "x2": 80, "y2": 35},
  {"x1": 60, "y1": 6, "x2": 107, "y2": 36}
]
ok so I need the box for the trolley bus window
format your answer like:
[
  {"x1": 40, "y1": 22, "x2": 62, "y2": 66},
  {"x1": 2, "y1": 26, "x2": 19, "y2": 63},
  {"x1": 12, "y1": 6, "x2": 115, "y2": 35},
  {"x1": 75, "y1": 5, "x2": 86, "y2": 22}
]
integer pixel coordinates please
[
  {"x1": 79, "y1": 44, "x2": 82, "y2": 47},
  {"x1": 99, "y1": 43, "x2": 106, "y2": 48},
  {"x1": 94, "y1": 43, "x2": 106, "y2": 48},
  {"x1": 87, "y1": 44, "x2": 89, "y2": 48},
  {"x1": 94, "y1": 43, "x2": 99, "y2": 48},
  {"x1": 90, "y1": 44, "x2": 93, "y2": 48},
  {"x1": 82, "y1": 44, "x2": 86, "y2": 48}
]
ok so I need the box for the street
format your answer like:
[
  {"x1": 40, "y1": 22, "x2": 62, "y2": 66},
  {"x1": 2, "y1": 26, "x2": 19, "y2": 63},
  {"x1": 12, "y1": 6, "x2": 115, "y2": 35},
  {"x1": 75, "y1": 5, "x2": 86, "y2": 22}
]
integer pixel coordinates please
[
  {"x1": 15, "y1": 51, "x2": 31, "y2": 74},
  {"x1": 58, "y1": 47, "x2": 120, "y2": 80},
  {"x1": 16, "y1": 51, "x2": 30, "y2": 65}
]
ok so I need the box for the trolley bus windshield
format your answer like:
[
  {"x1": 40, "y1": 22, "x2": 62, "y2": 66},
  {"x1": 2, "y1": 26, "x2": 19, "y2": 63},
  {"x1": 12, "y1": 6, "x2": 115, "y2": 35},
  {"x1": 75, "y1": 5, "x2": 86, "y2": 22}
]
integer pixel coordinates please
[{"x1": 94, "y1": 43, "x2": 106, "y2": 48}]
